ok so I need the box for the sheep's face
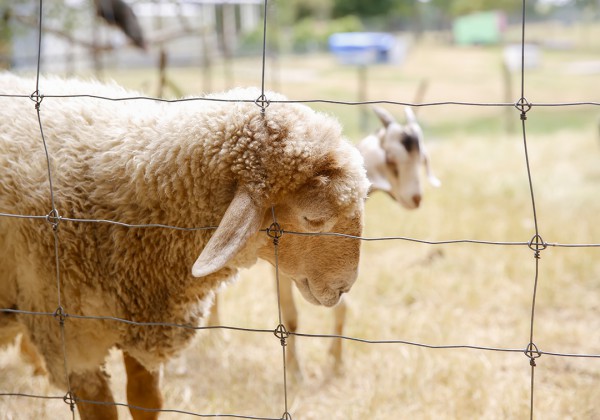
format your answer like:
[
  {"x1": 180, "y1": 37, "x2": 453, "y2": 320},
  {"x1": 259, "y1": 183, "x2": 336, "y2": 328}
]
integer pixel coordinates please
[
  {"x1": 380, "y1": 124, "x2": 424, "y2": 209},
  {"x1": 260, "y1": 205, "x2": 363, "y2": 308},
  {"x1": 257, "y1": 158, "x2": 368, "y2": 307},
  {"x1": 192, "y1": 148, "x2": 368, "y2": 308},
  {"x1": 191, "y1": 99, "x2": 369, "y2": 306}
]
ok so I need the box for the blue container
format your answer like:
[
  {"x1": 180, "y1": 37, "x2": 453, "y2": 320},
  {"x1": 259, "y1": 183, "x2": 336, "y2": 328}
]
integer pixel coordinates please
[{"x1": 328, "y1": 32, "x2": 396, "y2": 65}]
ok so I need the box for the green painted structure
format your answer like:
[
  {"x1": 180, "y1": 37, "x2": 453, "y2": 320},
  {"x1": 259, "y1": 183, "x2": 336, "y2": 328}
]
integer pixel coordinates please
[{"x1": 453, "y1": 11, "x2": 507, "y2": 45}]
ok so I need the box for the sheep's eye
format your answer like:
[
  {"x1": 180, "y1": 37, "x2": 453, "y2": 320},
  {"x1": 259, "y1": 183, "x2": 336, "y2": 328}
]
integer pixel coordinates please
[
  {"x1": 303, "y1": 215, "x2": 336, "y2": 233},
  {"x1": 301, "y1": 214, "x2": 336, "y2": 233},
  {"x1": 303, "y1": 216, "x2": 326, "y2": 226}
]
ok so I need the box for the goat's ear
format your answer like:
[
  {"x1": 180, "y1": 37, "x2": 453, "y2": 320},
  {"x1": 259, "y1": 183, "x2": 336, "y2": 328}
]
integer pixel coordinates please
[
  {"x1": 423, "y1": 149, "x2": 442, "y2": 188},
  {"x1": 404, "y1": 106, "x2": 418, "y2": 124},
  {"x1": 372, "y1": 106, "x2": 396, "y2": 128},
  {"x1": 192, "y1": 188, "x2": 264, "y2": 278}
]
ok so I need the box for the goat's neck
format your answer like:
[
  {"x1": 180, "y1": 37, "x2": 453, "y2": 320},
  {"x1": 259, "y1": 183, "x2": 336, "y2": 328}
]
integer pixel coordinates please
[{"x1": 356, "y1": 134, "x2": 391, "y2": 194}]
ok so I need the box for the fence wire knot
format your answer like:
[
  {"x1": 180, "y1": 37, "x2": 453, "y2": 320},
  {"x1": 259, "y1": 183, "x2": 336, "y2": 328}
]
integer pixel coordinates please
[
  {"x1": 281, "y1": 412, "x2": 293, "y2": 420},
  {"x1": 528, "y1": 234, "x2": 547, "y2": 259},
  {"x1": 254, "y1": 93, "x2": 270, "y2": 114},
  {"x1": 63, "y1": 391, "x2": 76, "y2": 411},
  {"x1": 267, "y1": 222, "x2": 283, "y2": 245},
  {"x1": 274, "y1": 324, "x2": 289, "y2": 347},
  {"x1": 29, "y1": 90, "x2": 44, "y2": 110},
  {"x1": 46, "y1": 209, "x2": 62, "y2": 231},
  {"x1": 525, "y1": 342, "x2": 542, "y2": 366},
  {"x1": 515, "y1": 97, "x2": 532, "y2": 120},
  {"x1": 53, "y1": 306, "x2": 67, "y2": 326}
]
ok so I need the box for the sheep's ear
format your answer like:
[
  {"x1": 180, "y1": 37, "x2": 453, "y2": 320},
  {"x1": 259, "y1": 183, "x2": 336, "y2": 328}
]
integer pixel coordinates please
[
  {"x1": 372, "y1": 106, "x2": 396, "y2": 128},
  {"x1": 191, "y1": 188, "x2": 264, "y2": 278}
]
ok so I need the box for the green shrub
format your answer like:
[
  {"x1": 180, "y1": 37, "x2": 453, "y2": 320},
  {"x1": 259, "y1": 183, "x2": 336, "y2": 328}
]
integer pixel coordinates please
[{"x1": 292, "y1": 15, "x2": 363, "y2": 53}]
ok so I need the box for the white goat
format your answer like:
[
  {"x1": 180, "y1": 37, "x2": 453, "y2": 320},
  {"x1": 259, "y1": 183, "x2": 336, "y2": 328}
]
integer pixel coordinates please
[{"x1": 0, "y1": 73, "x2": 369, "y2": 419}]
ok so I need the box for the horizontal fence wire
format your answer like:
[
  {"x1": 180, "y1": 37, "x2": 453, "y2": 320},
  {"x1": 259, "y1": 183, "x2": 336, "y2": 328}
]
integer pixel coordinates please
[
  {"x1": 0, "y1": 0, "x2": 599, "y2": 418},
  {"x1": 3, "y1": 92, "x2": 600, "y2": 108},
  {"x1": 2, "y1": 307, "x2": 600, "y2": 361},
  {"x1": 1, "y1": 212, "x2": 599, "y2": 248}
]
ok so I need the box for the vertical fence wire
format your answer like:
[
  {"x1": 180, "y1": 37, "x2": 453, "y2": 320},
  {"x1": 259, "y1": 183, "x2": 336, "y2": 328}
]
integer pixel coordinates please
[
  {"x1": 515, "y1": 2, "x2": 551, "y2": 419},
  {"x1": 0, "y1": 0, "x2": 599, "y2": 419},
  {"x1": 268, "y1": 207, "x2": 290, "y2": 420},
  {"x1": 32, "y1": 0, "x2": 75, "y2": 417}
]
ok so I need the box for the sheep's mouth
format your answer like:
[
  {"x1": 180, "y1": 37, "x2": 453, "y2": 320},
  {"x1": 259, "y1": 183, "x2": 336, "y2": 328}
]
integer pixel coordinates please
[
  {"x1": 293, "y1": 278, "x2": 320, "y2": 305},
  {"x1": 293, "y1": 277, "x2": 341, "y2": 307}
]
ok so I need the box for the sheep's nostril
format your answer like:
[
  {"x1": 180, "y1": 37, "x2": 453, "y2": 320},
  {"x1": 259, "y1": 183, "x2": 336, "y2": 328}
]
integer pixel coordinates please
[{"x1": 413, "y1": 195, "x2": 422, "y2": 207}]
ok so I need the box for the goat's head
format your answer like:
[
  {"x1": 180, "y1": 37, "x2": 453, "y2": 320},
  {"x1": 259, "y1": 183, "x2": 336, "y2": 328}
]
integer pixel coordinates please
[{"x1": 367, "y1": 106, "x2": 440, "y2": 209}]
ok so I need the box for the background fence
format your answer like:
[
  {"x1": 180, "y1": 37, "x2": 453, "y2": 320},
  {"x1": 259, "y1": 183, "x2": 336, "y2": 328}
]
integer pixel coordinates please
[{"x1": 1, "y1": 0, "x2": 600, "y2": 419}]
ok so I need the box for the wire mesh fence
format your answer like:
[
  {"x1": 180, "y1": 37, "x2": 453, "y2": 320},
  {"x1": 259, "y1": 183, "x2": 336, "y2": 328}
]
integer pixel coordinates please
[{"x1": 0, "y1": 0, "x2": 599, "y2": 419}]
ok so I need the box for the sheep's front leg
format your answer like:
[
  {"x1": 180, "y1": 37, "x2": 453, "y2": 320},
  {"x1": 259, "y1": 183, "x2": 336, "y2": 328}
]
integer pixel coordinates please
[
  {"x1": 278, "y1": 272, "x2": 301, "y2": 380},
  {"x1": 124, "y1": 352, "x2": 163, "y2": 420},
  {"x1": 70, "y1": 368, "x2": 118, "y2": 420},
  {"x1": 328, "y1": 296, "x2": 347, "y2": 373}
]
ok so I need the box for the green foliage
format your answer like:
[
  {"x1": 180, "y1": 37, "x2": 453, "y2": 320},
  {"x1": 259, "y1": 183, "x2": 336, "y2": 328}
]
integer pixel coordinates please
[
  {"x1": 292, "y1": 0, "x2": 332, "y2": 20},
  {"x1": 291, "y1": 15, "x2": 363, "y2": 53},
  {"x1": 332, "y1": 0, "x2": 397, "y2": 18},
  {"x1": 0, "y1": 0, "x2": 89, "y2": 46},
  {"x1": 327, "y1": 0, "x2": 542, "y2": 21},
  {"x1": 448, "y1": 0, "x2": 524, "y2": 16}
]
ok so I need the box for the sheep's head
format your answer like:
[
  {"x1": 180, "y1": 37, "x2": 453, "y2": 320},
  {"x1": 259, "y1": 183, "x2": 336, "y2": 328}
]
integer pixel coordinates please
[
  {"x1": 366, "y1": 106, "x2": 440, "y2": 209},
  {"x1": 257, "y1": 151, "x2": 368, "y2": 307},
  {"x1": 191, "y1": 163, "x2": 367, "y2": 307},
  {"x1": 190, "y1": 99, "x2": 369, "y2": 307}
]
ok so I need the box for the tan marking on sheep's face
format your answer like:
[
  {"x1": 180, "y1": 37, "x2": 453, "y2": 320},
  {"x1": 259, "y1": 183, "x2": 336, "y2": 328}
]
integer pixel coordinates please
[{"x1": 257, "y1": 173, "x2": 365, "y2": 308}]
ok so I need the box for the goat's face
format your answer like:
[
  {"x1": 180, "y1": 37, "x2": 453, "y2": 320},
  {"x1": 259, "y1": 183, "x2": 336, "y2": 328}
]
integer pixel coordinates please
[
  {"x1": 257, "y1": 157, "x2": 368, "y2": 307},
  {"x1": 364, "y1": 106, "x2": 440, "y2": 209},
  {"x1": 380, "y1": 124, "x2": 424, "y2": 209}
]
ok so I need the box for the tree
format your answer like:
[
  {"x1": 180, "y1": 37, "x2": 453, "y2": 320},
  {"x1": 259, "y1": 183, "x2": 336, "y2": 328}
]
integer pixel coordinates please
[
  {"x1": 332, "y1": 0, "x2": 397, "y2": 18},
  {"x1": 450, "y1": 0, "x2": 522, "y2": 15}
]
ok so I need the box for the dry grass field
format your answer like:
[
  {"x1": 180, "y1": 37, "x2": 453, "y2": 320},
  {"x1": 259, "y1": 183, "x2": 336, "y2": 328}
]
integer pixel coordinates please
[{"x1": 1, "y1": 25, "x2": 599, "y2": 419}]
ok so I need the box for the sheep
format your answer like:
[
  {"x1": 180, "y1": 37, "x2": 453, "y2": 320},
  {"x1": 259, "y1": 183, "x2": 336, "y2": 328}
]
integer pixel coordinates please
[
  {"x1": 209, "y1": 105, "x2": 441, "y2": 379},
  {"x1": 0, "y1": 72, "x2": 370, "y2": 420}
]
